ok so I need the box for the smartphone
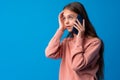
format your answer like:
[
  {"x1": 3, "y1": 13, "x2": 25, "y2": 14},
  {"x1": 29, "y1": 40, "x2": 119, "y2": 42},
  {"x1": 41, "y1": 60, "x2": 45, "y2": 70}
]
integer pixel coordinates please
[{"x1": 72, "y1": 15, "x2": 83, "y2": 34}]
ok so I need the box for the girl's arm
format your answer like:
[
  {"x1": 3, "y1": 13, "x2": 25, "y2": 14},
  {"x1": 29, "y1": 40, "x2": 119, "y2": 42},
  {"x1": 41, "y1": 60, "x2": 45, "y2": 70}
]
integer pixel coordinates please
[
  {"x1": 45, "y1": 29, "x2": 65, "y2": 59},
  {"x1": 71, "y1": 36, "x2": 101, "y2": 71}
]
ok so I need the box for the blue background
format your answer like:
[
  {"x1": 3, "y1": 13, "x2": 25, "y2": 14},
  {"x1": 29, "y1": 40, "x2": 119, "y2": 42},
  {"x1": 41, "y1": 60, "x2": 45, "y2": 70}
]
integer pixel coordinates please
[{"x1": 0, "y1": 0, "x2": 119, "y2": 80}]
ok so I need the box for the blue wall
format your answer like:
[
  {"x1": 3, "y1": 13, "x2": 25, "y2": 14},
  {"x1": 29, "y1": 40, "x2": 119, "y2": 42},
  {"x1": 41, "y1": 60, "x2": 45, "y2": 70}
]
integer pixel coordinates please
[{"x1": 0, "y1": 0, "x2": 120, "y2": 80}]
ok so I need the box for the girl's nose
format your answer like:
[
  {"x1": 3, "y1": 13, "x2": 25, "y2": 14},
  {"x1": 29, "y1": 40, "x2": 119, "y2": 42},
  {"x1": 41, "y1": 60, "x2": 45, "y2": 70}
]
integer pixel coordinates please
[{"x1": 65, "y1": 19, "x2": 69, "y2": 25}]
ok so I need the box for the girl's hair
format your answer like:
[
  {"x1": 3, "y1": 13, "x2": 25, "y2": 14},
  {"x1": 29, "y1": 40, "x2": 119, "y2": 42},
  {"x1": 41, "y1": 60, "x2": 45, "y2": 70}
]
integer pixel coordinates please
[{"x1": 63, "y1": 2, "x2": 104, "y2": 80}]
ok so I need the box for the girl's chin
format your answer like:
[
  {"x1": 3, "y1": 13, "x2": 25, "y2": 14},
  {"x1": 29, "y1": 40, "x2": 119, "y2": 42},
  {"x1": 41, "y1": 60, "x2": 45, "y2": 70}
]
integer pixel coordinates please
[{"x1": 67, "y1": 28, "x2": 73, "y2": 32}]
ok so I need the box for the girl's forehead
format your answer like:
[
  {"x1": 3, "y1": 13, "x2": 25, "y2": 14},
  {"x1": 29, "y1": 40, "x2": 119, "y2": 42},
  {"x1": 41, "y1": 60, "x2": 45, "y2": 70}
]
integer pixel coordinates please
[{"x1": 63, "y1": 9, "x2": 77, "y2": 16}]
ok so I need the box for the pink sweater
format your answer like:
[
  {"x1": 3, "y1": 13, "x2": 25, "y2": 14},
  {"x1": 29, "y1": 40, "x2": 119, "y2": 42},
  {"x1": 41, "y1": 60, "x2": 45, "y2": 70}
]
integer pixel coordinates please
[{"x1": 45, "y1": 29, "x2": 101, "y2": 80}]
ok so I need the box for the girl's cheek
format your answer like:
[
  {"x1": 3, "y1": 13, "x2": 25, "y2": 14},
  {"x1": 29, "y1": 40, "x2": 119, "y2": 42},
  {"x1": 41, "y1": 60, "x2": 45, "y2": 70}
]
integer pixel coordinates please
[
  {"x1": 71, "y1": 21, "x2": 75, "y2": 25},
  {"x1": 72, "y1": 19, "x2": 76, "y2": 23}
]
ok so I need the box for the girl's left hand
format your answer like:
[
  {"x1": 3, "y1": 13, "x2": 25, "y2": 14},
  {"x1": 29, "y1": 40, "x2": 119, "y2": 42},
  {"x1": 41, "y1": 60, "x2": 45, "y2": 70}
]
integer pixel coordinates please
[{"x1": 73, "y1": 19, "x2": 85, "y2": 38}]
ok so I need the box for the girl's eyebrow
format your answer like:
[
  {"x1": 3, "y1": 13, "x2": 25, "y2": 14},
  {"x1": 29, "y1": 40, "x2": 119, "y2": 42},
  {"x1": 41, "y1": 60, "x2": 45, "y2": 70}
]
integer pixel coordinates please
[
  {"x1": 63, "y1": 14, "x2": 76, "y2": 18},
  {"x1": 68, "y1": 14, "x2": 76, "y2": 18},
  {"x1": 68, "y1": 14, "x2": 74, "y2": 17}
]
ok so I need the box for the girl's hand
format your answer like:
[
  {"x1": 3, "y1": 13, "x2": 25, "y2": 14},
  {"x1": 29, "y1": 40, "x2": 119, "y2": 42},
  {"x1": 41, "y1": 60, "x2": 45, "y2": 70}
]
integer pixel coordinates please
[
  {"x1": 73, "y1": 19, "x2": 85, "y2": 38},
  {"x1": 58, "y1": 11, "x2": 66, "y2": 31}
]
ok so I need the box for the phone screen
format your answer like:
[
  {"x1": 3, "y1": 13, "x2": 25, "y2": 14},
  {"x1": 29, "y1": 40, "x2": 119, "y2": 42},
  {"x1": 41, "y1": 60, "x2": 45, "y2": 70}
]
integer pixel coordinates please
[{"x1": 72, "y1": 15, "x2": 83, "y2": 34}]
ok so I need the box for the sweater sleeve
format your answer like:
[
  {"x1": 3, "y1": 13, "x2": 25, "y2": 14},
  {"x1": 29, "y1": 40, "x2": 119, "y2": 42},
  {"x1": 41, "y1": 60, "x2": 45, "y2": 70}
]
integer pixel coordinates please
[
  {"x1": 45, "y1": 29, "x2": 64, "y2": 59},
  {"x1": 71, "y1": 37, "x2": 101, "y2": 71}
]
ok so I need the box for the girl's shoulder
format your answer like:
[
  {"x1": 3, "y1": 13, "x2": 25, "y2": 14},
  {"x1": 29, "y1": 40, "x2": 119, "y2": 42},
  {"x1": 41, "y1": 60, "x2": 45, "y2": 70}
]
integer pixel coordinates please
[{"x1": 85, "y1": 37, "x2": 101, "y2": 45}]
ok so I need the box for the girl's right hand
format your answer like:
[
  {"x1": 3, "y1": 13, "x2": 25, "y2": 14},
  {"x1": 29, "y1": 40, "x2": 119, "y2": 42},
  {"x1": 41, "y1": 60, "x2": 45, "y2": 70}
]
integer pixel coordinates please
[{"x1": 58, "y1": 11, "x2": 66, "y2": 31}]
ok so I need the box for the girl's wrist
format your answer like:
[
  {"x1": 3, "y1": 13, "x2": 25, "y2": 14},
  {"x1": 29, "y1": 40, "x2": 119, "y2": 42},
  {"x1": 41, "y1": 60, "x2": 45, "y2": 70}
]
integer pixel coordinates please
[
  {"x1": 77, "y1": 32, "x2": 84, "y2": 38},
  {"x1": 58, "y1": 27, "x2": 64, "y2": 32}
]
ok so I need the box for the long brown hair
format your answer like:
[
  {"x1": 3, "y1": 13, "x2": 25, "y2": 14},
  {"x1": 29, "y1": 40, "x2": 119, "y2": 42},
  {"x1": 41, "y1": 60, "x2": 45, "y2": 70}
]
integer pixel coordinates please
[{"x1": 63, "y1": 2, "x2": 104, "y2": 80}]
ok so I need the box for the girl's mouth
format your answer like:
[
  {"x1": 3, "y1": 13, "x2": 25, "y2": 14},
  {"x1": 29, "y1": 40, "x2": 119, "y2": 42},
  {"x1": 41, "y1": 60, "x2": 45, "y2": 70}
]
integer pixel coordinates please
[{"x1": 66, "y1": 26, "x2": 71, "y2": 28}]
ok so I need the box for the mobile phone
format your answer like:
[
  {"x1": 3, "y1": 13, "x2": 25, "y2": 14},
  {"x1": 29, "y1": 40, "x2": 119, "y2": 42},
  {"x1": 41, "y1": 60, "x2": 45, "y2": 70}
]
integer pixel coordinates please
[
  {"x1": 72, "y1": 15, "x2": 83, "y2": 34},
  {"x1": 77, "y1": 14, "x2": 83, "y2": 24}
]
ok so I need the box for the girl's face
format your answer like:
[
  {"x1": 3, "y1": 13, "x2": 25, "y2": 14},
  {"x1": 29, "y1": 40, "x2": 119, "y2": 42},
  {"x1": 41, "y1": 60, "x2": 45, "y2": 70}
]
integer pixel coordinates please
[{"x1": 63, "y1": 9, "x2": 77, "y2": 32}]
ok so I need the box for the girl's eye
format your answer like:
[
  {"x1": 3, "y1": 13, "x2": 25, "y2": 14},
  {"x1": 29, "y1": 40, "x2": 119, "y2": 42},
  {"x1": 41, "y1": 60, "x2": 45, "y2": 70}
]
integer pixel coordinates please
[{"x1": 68, "y1": 16, "x2": 74, "y2": 20}]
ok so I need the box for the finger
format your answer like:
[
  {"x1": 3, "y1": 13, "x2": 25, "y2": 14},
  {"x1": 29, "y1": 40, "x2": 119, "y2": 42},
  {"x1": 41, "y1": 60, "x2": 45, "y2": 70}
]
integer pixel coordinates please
[
  {"x1": 73, "y1": 25, "x2": 79, "y2": 30},
  {"x1": 73, "y1": 24, "x2": 82, "y2": 31},
  {"x1": 59, "y1": 11, "x2": 64, "y2": 22},
  {"x1": 59, "y1": 11, "x2": 63, "y2": 19},
  {"x1": 76, "y1": 19, "x2": 82, "y2": 27},
  {"x1": 60, "y1": 11, "x2": 64, "y2": 17},
  {"x1": 83, "y1": 19, "x2": 85, "y2": 30},
  {"x1": 76, "y1": 19, "x2": 85, "y2": 30},
  {"x1": 74, "y1": 21, "x2": 82, "y2": 30}
]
